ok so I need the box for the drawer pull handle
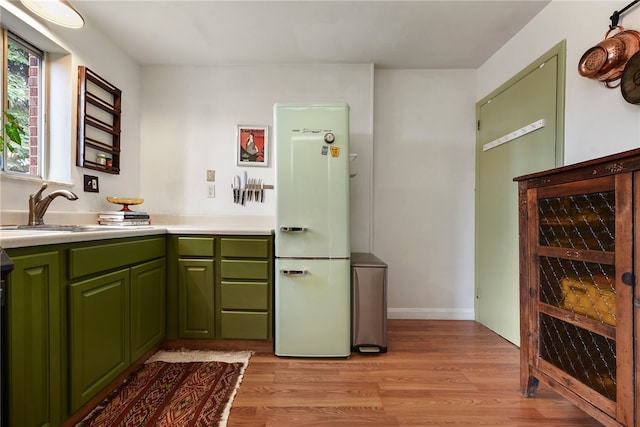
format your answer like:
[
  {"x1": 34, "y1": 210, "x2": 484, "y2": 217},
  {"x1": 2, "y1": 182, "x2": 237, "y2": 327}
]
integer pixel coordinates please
[{"x1": 280, "y1": 269, "x2": 306, "y2": 276}]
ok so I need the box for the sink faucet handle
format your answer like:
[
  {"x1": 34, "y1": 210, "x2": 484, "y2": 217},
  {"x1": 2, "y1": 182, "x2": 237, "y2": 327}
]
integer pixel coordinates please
[{"x1": 31, "y1": 183, "x2": 48, "y2": 201}]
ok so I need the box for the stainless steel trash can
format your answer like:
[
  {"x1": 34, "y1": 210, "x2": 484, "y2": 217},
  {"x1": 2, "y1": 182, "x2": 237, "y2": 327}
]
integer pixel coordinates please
[{"x1": 351, "y1": 252, "x2": 387, "y2": 353}]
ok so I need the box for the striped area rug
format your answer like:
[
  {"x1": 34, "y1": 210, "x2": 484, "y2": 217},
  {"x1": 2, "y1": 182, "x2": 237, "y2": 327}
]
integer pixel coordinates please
[{"x1": 77, "y1": 350, "x2": 253, "y2": 427}]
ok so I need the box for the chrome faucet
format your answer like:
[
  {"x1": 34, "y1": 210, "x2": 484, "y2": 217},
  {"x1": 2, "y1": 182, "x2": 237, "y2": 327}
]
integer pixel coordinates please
[{"x1": 28, "y1": 183, "x2": 78, "y2": 226}]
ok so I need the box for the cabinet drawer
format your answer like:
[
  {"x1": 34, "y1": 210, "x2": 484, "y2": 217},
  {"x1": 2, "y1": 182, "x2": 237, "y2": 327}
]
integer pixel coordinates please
[
  {"x1": 221, "y1": 259, "x2": 269, "y2": 280},
  {"x1": 178, "y1": 237, "x2": 215, "y2": 257},
  {"x1": 220, "y1": 311, "x2": 269, "y2": 340},
  {"x1": 221, "y1": 281, "x2": 268, "y2": 310},
  {"x1": 69, "y1": 237, "x2": 165, "y2": 279},
  {"x1": 220, "y1": 238, "x2": 270, "y2": 258}
]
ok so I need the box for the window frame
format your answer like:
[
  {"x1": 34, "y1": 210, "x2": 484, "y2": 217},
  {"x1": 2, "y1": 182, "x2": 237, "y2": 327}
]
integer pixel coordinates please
[
  {"x1": 1, "y1": 28, "x2": 45, "y2": 178},
  {"x1": 1, "y1": 4, "x2": 77, "y2": 187}
]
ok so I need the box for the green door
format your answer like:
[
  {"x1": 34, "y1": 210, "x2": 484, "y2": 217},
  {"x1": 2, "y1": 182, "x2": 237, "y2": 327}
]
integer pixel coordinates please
[
  {"x1": 476, "y1": 42, "x2": 565, "y2": 345},
  {"x1": 178, "y1": 259, "x2": 215, "y2": 338},
  {"x1": 68, "y1": 269, "x2": 130, "y2": 412},
  {"x1": 7, "y1": 250, "x2": 62, "y2": 427},
  {"x1": 130, "y1": 258, "x2": 166, "y2": 361}
]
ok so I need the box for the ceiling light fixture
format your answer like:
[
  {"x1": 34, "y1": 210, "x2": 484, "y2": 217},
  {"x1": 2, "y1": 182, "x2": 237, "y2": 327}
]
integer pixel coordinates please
[{"x1": 19, "y1": 0, "x2": 85, "y2": 29}]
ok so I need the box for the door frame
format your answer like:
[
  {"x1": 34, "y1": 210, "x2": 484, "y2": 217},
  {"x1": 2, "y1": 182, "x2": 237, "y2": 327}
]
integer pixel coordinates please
[{"x1": 474, "y1": 40, "x2": 566, "y2": 335}]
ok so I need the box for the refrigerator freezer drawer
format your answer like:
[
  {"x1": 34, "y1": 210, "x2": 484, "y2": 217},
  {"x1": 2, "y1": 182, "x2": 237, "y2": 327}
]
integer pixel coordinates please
[{"x1": 275, "y1": 258, "x2": 351, "y2": 357}]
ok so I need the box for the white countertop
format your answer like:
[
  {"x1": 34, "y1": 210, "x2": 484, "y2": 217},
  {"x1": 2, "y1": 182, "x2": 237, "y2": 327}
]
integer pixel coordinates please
[{"x1": 0, "y1": 224, "x2": 274, "y2": 249}]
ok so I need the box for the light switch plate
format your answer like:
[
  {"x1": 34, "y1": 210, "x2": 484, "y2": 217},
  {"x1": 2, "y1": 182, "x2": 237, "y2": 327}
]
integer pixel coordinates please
[
  {"x1": 84, "y1": 175, "x2": 99, "y2": 192},
  {"x1": 207, "y1": 170, "x2": 215, "y2": 182}
]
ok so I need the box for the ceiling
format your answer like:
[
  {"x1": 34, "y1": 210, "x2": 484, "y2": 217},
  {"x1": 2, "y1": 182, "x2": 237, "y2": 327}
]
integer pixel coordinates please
[{"x1": 71, "y1": 0, "x2": 550, "y2": 69}]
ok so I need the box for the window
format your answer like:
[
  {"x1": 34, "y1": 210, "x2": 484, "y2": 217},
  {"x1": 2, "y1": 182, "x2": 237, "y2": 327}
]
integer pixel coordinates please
[{"x1": 1, "y1": 30, "x2": 43, "y2": 177}]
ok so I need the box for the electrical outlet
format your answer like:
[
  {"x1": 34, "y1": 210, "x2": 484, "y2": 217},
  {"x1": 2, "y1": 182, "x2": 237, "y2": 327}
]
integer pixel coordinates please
[
  {"x1": 206, "y1": 170, "x2": 215, "y2": 182},
  {"x1": 207, "y1": 185, "x2": 215, "y2": 198}
]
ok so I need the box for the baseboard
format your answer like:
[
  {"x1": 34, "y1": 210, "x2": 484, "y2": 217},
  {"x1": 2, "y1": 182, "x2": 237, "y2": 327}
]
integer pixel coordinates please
[{"x1": 387, "y1": 307, "x2": 475, "y2": 320}]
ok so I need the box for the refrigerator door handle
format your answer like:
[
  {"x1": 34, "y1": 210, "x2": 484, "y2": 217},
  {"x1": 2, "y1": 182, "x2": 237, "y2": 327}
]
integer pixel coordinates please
[
  {"x1": 280, "y1": 269, "x2": 307, "y2": 276},
  {"x1": 279, "y1": 226, "x2": 308, "y2": 233}
]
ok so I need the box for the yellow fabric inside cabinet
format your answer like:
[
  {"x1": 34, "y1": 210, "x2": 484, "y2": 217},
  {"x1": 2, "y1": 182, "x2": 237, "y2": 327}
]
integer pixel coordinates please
[{"x1": 561, "y1": 276, "x2": 616, "y2": 326}]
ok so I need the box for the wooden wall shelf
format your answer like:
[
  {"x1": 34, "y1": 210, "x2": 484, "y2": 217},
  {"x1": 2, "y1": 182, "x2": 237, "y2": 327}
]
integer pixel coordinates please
[{"x1": 76, "y1": 66, "x2": 121, "y2": 174}]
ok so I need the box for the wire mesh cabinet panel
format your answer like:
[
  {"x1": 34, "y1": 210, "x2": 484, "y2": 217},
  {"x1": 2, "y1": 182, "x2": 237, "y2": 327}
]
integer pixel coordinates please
[{"x1": 515, "y1": 149, "x2": 640, "y2": 427}]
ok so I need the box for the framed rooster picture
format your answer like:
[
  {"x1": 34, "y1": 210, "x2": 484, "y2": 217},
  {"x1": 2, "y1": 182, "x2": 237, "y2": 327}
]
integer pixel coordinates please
[{"x1": 237, "y1": 125, "x2": 268, "y2": 167}]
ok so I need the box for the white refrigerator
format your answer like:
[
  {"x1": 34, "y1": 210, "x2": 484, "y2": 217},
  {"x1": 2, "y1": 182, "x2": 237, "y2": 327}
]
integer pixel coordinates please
[{"x1": 274, "y1": 102, "x2": 351, "y2": 357}]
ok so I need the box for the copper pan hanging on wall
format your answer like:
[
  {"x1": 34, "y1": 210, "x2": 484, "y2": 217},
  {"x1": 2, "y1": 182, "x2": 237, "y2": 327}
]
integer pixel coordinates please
[
  {"x1": 578, "y1": 26, "x2": 640, "y2": 88},
  {"x1": 621, "y1": 50, "x2": 640, "y2": 103}
]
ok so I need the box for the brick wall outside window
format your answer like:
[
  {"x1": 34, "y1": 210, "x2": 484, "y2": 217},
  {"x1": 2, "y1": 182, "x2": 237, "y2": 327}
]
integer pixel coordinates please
[{"x1": 28, "y1": 54, "x2": 39, "y2": 175}]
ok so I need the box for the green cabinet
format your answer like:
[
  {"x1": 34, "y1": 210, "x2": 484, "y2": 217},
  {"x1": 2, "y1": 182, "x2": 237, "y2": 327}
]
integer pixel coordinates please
[
  {"x1": 218, "y1": 236, "x2": 273, "y2": 340},
  {"x1": 176, "y1": 236, "x2": 215, "y2": 339},
  {"x1": 131, "y1": 258, "x2": 166, "y2": 361},
  {"x1": 5, "y1": 231, "x2": 271, "y2": 426},
  {"x1": 6, "y1": 248, "x2": 63, "y2": 427},
  {"x1": 167, "y1": 234, "x2": 273, "y2": 341},
  {"x1": 67, "y1": 237, "x2": 166, "y2": 413},
  {"x1": 68, "y1": 269, "x2": 130, "y2": 412}
]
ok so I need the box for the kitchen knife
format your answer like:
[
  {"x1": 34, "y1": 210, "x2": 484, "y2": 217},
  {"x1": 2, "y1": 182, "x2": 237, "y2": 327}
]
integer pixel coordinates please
[
  {"x1": 253, "y1": 178, "x2": 262, "y2": 202},
  {"x1": 233, "y1": 175, "x2": 240, "y2": 203},
  {"x1": 232, "y1": 177, "x2": 236, "y2": 203},
  {"x1": 260, "y1": 179, "x2": 264, "y2": 202},
  {"x1": 241, "y1": 171, "x2": 247, "y2": 205}
]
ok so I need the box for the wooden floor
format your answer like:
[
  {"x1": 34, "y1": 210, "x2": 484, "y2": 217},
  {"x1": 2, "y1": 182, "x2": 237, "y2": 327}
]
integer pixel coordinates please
[{"x1": 226, "y1": 320, "x2": 603, "y2": 426}]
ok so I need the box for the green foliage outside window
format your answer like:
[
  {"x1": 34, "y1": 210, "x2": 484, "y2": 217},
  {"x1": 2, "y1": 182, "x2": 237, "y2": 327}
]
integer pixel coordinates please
[
  {"x1": 1, "y1": 111, "x2": 26, "y2": 153},
  {"x1": 2, "y1": 35, "x2": 32, "y2": 173}
]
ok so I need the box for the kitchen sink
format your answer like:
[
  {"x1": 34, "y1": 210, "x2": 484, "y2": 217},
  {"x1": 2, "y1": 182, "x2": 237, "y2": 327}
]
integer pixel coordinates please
[{"x1": 2, "y1": 225, "x2": 105, "y2": 232}]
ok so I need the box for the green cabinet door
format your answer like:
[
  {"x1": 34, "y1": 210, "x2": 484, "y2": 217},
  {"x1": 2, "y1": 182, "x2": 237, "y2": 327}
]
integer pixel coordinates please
[
  {"x1": 7, "y1": 250, "x2": 62, "y2": 427},
  {"x1": 130, "y1": 258, "x2": 166, "y2": 361},
  {"x1": 178, "y1": 259, "x2": 214, "y2": 338},
  {"x1": 68, "y1": 269, "x2": 130, "y2": 413}
]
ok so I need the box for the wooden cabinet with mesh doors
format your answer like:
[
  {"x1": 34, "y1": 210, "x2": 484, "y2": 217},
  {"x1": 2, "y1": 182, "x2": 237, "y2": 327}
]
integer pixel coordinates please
[{"x1": 514, "y1": 148, "x2": 640, "y2": 426}]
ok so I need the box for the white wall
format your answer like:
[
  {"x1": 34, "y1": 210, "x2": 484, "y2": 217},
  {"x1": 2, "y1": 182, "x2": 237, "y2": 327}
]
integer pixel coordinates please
[
  {"x1": 139, "y1": 64, "x2": 374, "y2": 251},
  {"x1": 0, "y1": 2, "x2": 141, "y2": 222},
  {"x1": 373, "y1": 69, "x2": 477, "y2": 319},
  {"x1": 479, "y1": 0, "x2": 640, "y2": 163},
  {"x1": 139, "y1": 64, "x2": 478, "y2": 319}
]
